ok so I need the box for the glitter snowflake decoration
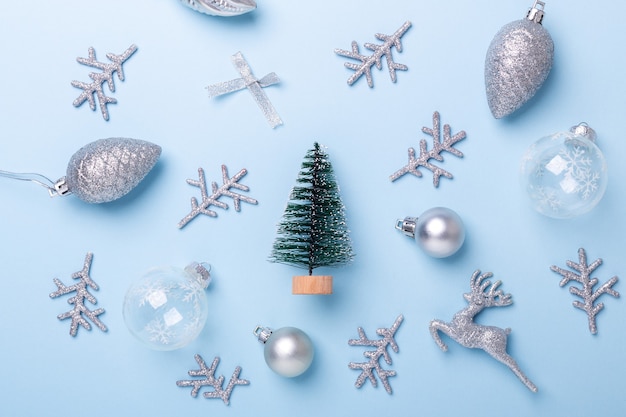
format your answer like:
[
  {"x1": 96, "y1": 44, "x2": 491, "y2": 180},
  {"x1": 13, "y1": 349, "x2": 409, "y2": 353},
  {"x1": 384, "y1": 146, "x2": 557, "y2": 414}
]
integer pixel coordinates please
[
  {"x1": 348, "y1": 315, "x2": 403, "y2": 394},
  {"x1": 551, "y1": 248, "x2": 620, "y2": 334},
  {"x1": 71, "y1": 44, "x2": 137, "y2": 121},
  {"x1": 390, "y1": 111, "x2": 466, "y2": 186},
  {"x1": 334, "y1": 21, "x2": 411, "y2": 87},
  {"x1": 178, "y1": 165, "x2": 258, "y2": 228},
  {"x1": 49, "y1": 252, "x2": 107, "y2": 336},
  {"x1": 177, "y1": 354, "x2": 249, "y2": 405}
]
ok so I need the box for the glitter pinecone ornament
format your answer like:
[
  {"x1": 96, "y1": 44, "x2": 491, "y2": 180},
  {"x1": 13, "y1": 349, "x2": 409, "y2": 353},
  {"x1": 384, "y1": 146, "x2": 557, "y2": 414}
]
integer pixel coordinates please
[
  {"x1": 485, "y1": 1, "x2": 554, "y2": 118},
  {"x1": 0, "y1": 137, "x2": 161, "y2": 204},
  {"x1": 64, "y1": 138, "x2": 161, "y2": 203}
]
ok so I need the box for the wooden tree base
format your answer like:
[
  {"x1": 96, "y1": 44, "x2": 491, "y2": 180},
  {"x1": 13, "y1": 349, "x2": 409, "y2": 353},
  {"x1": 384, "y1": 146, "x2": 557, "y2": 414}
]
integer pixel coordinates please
[{"x1": 292, "y1": 275, "x2": 333, "y2": 295}]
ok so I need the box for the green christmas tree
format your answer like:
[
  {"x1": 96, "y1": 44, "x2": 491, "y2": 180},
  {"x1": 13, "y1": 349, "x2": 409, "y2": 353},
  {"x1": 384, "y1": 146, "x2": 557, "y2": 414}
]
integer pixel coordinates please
[{"x1": 269, "y1": 142, "x2": 354, "y2": 294}]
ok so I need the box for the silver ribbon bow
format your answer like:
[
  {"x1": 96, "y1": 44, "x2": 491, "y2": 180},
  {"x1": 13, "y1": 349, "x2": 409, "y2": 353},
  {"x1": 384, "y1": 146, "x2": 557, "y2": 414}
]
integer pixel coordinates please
[{"x1": 206, "y1": 52, "x2": 282, "y2": 128}]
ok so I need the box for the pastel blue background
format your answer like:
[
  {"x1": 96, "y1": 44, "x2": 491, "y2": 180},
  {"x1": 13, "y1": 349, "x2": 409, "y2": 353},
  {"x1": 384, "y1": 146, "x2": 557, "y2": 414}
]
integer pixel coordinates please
[{"x1": 1, "y1": 1, "x2": 624, "y2": 415}]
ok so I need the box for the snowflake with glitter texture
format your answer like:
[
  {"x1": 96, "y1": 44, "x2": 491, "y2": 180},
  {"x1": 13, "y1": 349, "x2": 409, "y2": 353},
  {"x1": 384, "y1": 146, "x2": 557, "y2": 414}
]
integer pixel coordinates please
[
  {"x1": 348, "y1": 315, "x2": 403, "y2": 394},
  {"x1": 71, "y1": 45, "x2": 137, "y2": 121},
  {"x1": 551, "y1": 248, "x2": 619, "y2": 334},
  {"x1": 178, "y1": 165, "x2": 258, "y2": 228},
  {"x1": 49, "y1": 252, "x2": 107, "y2": 336},
  {"x1": 390, "y1": 111, "x2": 466, "y2": 186},
  {"x1": 335, "y1": 21, "x2": 411, "y2": 87},
  {"x1": 177, "y1": 354, "x2": 249, "y2": 405}
]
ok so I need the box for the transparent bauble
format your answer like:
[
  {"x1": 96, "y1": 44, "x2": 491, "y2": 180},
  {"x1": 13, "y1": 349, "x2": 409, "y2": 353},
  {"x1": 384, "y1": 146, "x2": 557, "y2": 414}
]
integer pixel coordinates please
[
  {"x1": 123, "y1": 262, "x2": 211, "y2": 351},
  {"x1": 520, "y1": 124, "x2": 608, "y2": 219}
]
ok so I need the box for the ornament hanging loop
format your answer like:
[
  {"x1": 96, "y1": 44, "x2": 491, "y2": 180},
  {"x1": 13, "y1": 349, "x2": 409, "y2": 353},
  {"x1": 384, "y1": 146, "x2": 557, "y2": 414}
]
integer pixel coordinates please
[
  {"x1": 527, "y1": 1, "x2": 546, "y2": 24},
  {"x1": 395, "y1": 217, "x2": 417, "y2": 238},
  {"x1": 253, "y1": 326, "x2": 273, "y2": 344},
  {"x1": 0, "y1": 170, "x2": 70, "y2": 198},
  {"x1": 52, "y1": 177, "x2": 70, "y2": 197},
  {"x1": 184, "y1": 262, "x2": 212, "y2": 289},
  {"x1": 570, "y1": 122, "x2": 597, "y2": 143}
]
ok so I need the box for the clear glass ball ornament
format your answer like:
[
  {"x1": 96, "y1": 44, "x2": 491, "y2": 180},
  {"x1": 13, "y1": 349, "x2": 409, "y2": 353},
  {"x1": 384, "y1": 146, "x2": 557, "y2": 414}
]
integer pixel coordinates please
[
  {"x1": 520, "y1": 123, "x2": 608, "y2": 219},
  {"x1": 123, "y1": 262, "x2": 211, "y2": 351}
]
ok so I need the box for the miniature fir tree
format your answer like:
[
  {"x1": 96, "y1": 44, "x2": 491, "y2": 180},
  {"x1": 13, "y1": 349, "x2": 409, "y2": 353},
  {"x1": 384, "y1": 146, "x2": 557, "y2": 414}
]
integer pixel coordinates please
[{"x1": 269, "y1": 142, "x2": 354, "y2": 294}]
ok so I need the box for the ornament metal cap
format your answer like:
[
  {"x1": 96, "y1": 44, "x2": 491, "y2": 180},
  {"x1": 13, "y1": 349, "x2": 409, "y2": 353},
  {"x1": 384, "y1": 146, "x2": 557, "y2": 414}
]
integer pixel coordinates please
[
  {"x1": 570, "y1": 122, "x2": 597, "y2": 143},
  {"x1": 52, "y1": 177, "x2": 71, "y2": 197},
  {"x1": 527, "y1": 0, "x2": 546, "y2": 24},
  {"x1": 395, "y1": 217, "x2": 418, "y2": 238},
  {"x1": 184, "y1": 262, "x2": 212, "y2": 289},
  {"x1": 253, "y1": 326, "x2": 273, "y2": 344}
]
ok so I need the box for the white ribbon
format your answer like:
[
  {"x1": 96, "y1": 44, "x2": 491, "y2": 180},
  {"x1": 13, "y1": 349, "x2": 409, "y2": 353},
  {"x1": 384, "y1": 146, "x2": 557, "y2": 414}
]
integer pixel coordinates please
[{"x1": 206, "y1": 52, "x2": 282, "y2": 128}]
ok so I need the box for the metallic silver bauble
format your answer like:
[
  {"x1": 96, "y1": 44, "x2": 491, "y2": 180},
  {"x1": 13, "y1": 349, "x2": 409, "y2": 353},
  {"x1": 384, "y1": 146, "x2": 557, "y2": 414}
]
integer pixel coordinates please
[
  {"x1": 64, "y1": 138, "x2": 161, "y2": 203},
  {"x1": 254, "y1": 326, "x2": 314, "y2": 378},
  {"x1": 180, "y1": 0, "x2": 256, "y2": 17},
  {"x1": 484, "y1": 2, "x2": 554, "y2": 118},
  {"x1": 396, "y1": 207, "x2": 465, "y2": 258}
]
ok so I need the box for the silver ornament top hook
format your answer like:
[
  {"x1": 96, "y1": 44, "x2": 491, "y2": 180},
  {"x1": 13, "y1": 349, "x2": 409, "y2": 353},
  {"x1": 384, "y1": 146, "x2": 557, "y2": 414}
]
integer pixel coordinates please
[
  {"x1": 253, "y1": 326, "x2": 273, "y2": 344},
  {"x1": 527, "y1": 0, "x2": 546, "y2": 24},
  {"x1": 395, "y1": 217, "x2": 417, "y2": 238},
  {"x1": 184, "y1": 262, "x2": 212, "y2": 289},
  {"x1": 570, "y1": 122, "x2": 597, "y2": 143},
  {"x1": 0, "y1": 170, "x2": 71, "y2": 198}
]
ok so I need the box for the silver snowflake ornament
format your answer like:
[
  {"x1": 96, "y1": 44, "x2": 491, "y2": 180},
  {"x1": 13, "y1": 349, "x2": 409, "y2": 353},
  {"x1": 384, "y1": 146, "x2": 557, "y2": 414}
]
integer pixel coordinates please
[
  {"x1": 335, "y1": 21, "x2": 411, "y2": 87},
  {"x1": 49, "y1": 253, "x2": 107, "y2": 337},
  {"x1": 71, "y1": 45, "x2": 137, "y2": 121},
  {"x1": 179, "y1": 164, "x2": 258, "y2": 228},
  {"x1": 550, "y1": 248, "x2": 619, "y2": 335},
  {"x1": 348, "y1": 315, "x2": 403, "y2": 394},
  {"x1": 177, "y1": 354, "x2": 249, "y2": 405},
  {"x1": 390, "y1": 111, "x2": 466, "y2": 186}
]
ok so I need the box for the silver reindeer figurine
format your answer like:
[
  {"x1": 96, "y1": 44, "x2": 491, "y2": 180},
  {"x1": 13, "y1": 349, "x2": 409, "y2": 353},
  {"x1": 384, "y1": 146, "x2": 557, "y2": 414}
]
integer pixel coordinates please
[{"x1": 429, "y1": 270, "x2": 537, "y2": 392}]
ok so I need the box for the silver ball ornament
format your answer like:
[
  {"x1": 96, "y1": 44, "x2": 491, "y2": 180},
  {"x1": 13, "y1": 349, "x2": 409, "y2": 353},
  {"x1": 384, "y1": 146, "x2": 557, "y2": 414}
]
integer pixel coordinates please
[
  {"x1": 254, "y1": 326, "x2": 314, "y2": 377},
  {"x1": 396, "y1": 207, "x2": 465, "y2": 258}
]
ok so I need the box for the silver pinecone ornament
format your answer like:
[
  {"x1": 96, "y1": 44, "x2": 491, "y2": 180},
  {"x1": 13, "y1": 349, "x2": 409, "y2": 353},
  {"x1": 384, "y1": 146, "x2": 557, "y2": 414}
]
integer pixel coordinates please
[
  {"x1": 484, "y1": 1, "x2": 554, "y2": 118},
  {"x1": 179, "y1": 0, "x2": 256, "y2": 17},
  {"x1": 62, "y1": 138, "x2": 161, "y2": 203}
]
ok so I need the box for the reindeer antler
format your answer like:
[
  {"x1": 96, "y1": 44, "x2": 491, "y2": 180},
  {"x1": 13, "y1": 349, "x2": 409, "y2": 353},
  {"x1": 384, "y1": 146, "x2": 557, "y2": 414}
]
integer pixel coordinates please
[{"x1": 464, "y1": 270, "x2": 512, "y2": 307}]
